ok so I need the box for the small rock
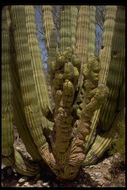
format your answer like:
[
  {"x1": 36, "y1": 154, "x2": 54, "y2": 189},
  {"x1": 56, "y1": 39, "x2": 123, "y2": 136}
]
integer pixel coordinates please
[
  {"x1": 36, "y1": 180, "x2": 43, "y2": 187},
  {"x1": 103, "y1": 159, "x2": 111, "y2": 165},
  {"x1": 95, "y1": 172, "x2": 102, "y2": 178},
  {"x1": 104, "y1": 174, "x2": 112, "y2": 181},
  {"x1": 43, "y1": 182, "x2": 49, "y2": 187},
  {"x1": 37, "y1": 180, "x2": 43, "y2": 183},
  {"x1": 89, "y1": 165, "x2": 95, "y2": 168},
  {"x1": 23, "y1": 182, "x2": 29, "y2": 187},
  {"x1": 18, "y1": 177, "x2": 28, "y2": 183},
  {"x1": 1, "y1": 163, "x2": 6, "y2": 169},
  {"x1": 1, "y1": 182, "x2": 4, "y2": 187},
  {"x1": 96, "y1": 179, "x2": 104, "y2": 185},
  {"x1": 16, "y1": 183, "x2": 20, "y2": 187},
  {"x1": 81, "y1": 184, "x2": 87, "y2": 187}
]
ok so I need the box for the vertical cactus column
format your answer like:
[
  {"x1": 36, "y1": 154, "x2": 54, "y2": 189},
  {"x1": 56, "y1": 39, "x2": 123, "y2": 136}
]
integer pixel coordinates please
[
  {"x1": 42, "y1": 6, "x2": 54, "y2": 50},
  {"x1": 74, "y1": 6, "x2": 90, "y2": 115},
  {"x1": 84, "y1": 6, "x2": 125, "y2": 166},
  {"x1": 84, "y1": 6, "x2": 117, "y2": 152},
  {"x1": 25, "y1": 6, "x2": 52, "y2": 116},
  {"x1": 59, "y1": 6, "x2": 71, "y2": 51},
  {"x1": 99, "y1": 6, "x2": 125, "y2": 131},
  {"x1": 9, "y1": 8, "x2": 42, "y2": 162},
  {"x1": 51, "y1": 48, "x2": 78, "y2": 173},
  {"x1": 88, "y1": 6, "x2": 96, "y2": 57},
  {"x1": 98, "y1": 6, "x2": 117, "y2": 84},
  {"x1": 70, "y1": 6, "x2": 78, "y2": 49},
  {"x1": 2, "y1": 6, "x2": 14, "y2": 167},
  {"x1": 75, "y1": 6, "x2": 89, "y2": 65},
  {"x1": 2, "y1": 7, "x2": 40, "y2": 176},
  {"x1": 66, "y1": 58, "x2": 108, "y2": 179},
  {"x1": 83, "y1": 107, "x2": 124, "y2": 166},
  {"x1": 42, "y1": 5, "x2": 57, "y2": 75},
  {"x1": 10, "y1": 6, "x2": 57, "y2": 175},
  {"x1": 74, "y1": 6, "x2": 96, "y2": 121},
  {"x1": 75, "y1": 6, "x2": 89, "y2": 58}
]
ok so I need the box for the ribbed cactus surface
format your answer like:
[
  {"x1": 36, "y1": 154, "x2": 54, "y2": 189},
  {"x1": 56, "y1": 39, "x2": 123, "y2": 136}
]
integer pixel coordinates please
[
  {"x1": 84, "y1": 6, "x2": 118, "y2": 153},
  {"x1": 2, "y1": 5, "x2": 125, "y2": 181},
  {"x1": 42, "y1": 5, "x2": 57, "y2": 75},
  {"x1": 10, "y1": 6, "x2": 57, "y2": 174},
  {"x1": 98, "y1": 6, "x2": 117, "y2": 84},
  {"x1": 25, "y1": 6, "x2": 52, "y2": 116},
  {"x1": 75, "y1": 6, "x2": 89, "y2": 64},
  {"x1": 2, "y1": 7, "x2": 14, "y2": 167},
  {"x1": 42, "y1": 6, "x2": 54, "y2": 49},
  {"x1": 99, "y1": 6, "x2": 125, "y2": 131},
  {"x1": 83, "y1": 107, "x2": 124, "y2": 166},
  {"x1": 11, "y1": 6, "x2": 46, "y2": 147},
  {"x1": 70, "y1": 6, "x2": 78, "y2": 49},
  {"x1": 88, "y1": 6, "x2": 96, "y2": 56},
  {"x1": 59, "y1": 6, "x2": 72, "y2": 51},
  {"x1": 83, "y1": 6, "x2": 125, "y2": 166}
]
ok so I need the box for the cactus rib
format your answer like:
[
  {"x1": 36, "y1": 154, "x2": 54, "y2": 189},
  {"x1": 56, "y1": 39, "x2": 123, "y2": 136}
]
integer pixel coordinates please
[
  {"x1": 10, "y1": 6, "x2": 57, "y2": 174},
  {"x1": 2, "y1": 6, "x2": 14, "y2": 167},
  {"x1": 84, "y1": 6, "x2": 118, "y2": 152}
]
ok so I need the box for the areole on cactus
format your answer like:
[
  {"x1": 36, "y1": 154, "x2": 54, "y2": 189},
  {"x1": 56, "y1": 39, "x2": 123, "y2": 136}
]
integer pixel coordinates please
[{"x1": 2, "y1": 5, "x2": 125, "y2": 180}]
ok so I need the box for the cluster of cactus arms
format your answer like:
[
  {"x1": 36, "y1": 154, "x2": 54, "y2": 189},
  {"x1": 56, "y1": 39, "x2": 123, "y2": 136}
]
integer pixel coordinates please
[{"x1": 2, "y1": 5, "x2": 125, "y2": 180}]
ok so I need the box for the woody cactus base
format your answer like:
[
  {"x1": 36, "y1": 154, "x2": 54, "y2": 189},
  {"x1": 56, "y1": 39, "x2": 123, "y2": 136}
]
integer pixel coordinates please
[{"x1": 2, "y1": 5, "x2": 125, "y2": 180}]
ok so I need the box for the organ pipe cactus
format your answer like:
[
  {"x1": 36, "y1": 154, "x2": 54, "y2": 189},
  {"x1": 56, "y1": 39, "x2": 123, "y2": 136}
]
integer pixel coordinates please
[{"x1": 2, "y1": 5, "x2": 125, "y2": 180}]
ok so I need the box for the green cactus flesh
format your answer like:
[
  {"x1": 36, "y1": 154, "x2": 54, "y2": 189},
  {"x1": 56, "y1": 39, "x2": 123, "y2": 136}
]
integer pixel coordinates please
[
  {"x1": 98, "y1": 6, "x2": 117, "y2": 84},
  {"x1": 11, "y1": 6, "x2": 57, "y2": 173},
  {"x1": 25, "y1": 6, "x2": 52, "y2": 116},
  {"x1": 88, "y1": 6, "x2": 96, "y2": 56},
  {"x1": 75, "y1": 6, "x2": 89, "y2": 65},
  {"x1": 99, "y1": 6, "x2": 125, "y2": 131},
  {"x1": 2, "y1": 7, "x2": 14, "y2": 167},
  {"x1": 59, "y1": 6, "x2": 72, "y2": 51},
  {"x1": 14, "y1": 149, "x2": 40, "y2": 176},
  {"x1": 84, "y1": 6, "x2": 118, "y2": 152},
  {"x1": 42, "y1": 6, "x2": 54, "y2": 49},
  {"x1": 83, "y1": 107, "x2": 124, "y2": 166},
  {"x1": 2, "y1": 5, "x2": 125, "y2": 181}
]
